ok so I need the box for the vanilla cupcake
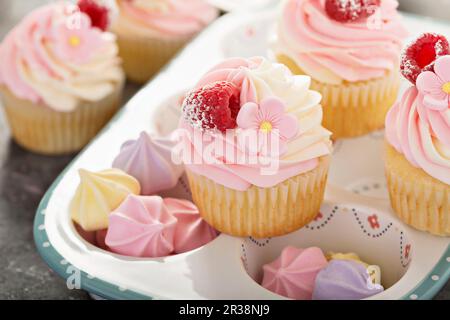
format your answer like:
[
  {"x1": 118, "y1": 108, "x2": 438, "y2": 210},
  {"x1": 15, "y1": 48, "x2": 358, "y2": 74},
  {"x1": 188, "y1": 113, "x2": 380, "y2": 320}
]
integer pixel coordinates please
[
  {"x1": 0, "y1": 1, "x2": 124, "y2": 155},
  {"x1": 178, "y1": 57, "x2": 332, "y2": 238},
  {"x1": 385, "y1": 33, "x2": 450, "y2": 236},
  {"x1": 111, "y1": 0, "x2": 218, "y2": 84},
  {"x1": 272, "y1": 0, "x2": 408, "y2": 139}
]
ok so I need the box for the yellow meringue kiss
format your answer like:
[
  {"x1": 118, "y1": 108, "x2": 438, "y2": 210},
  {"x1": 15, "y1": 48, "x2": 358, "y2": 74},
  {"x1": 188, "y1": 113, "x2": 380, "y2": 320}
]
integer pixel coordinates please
[
  {"x1": 367, "y1": 265, "x2": 382, "y2": 285},
  {"x1": 70, "y1": 169, "x2": 141, "y2": 232},
  {"x1": 326, "y1": 252, "x2": 382, "y2": 284},
  {"x1": 326, "y1": 252, "x2": 369, "y2": 268}
]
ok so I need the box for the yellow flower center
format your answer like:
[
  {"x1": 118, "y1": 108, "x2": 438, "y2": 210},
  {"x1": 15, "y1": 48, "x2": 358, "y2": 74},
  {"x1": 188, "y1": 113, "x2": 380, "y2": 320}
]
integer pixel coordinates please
[
  {"x1": 69, "y1": 35, "x2": 81, "y2": 47},
  {"x1": 259, "y1": 121, "x2": 273, "y2": 133},
  {"x1": 442, "y1": 82, "x2": 450, "y2": 94}
]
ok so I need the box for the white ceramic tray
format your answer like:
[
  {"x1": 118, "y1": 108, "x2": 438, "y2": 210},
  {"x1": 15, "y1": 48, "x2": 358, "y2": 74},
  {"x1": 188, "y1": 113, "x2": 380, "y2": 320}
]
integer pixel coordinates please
[{"x1": 34, "y1": 9, "x2": 450, "y2": 300}]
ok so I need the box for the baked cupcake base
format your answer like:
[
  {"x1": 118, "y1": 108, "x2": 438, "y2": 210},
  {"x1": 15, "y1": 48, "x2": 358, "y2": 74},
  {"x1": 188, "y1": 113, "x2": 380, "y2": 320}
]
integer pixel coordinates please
[
  {"x1": 0, "y1": 83, "x2": 123, "y2": 155},
  {"x1": 385, "y1": 143, "x2": 450, "y2": 236},
  {"x1": 114, "y1": 30, "x2": 190, "y2": 84},
  {"x1": 277, "y1": 54, "x2": 400, "y2": 139},
  {"x1": 186, "y1": 157, "x2": 330, "y2": 238}
]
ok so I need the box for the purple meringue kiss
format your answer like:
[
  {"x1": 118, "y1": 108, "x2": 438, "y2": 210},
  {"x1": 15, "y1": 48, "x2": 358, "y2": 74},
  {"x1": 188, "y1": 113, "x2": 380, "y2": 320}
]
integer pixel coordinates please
[{"x1": 312, "y1": 260, "x2": 384, "y2": 300}]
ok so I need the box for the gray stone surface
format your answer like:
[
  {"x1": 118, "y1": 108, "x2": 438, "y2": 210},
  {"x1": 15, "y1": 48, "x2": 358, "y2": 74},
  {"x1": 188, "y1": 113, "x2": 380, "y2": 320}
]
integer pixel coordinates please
[{"x1": 0, "y1": 0, "x2": 448, "y2": 300}]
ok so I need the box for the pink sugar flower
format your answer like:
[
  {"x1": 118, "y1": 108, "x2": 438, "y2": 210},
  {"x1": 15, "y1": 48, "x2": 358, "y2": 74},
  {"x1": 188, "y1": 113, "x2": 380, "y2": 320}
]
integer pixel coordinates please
[
  {"x1": 416, "y1": 55, "x2": 450, "y2": 111},
  {"x1": 52, "y1": 13, "x2": 104, "y2": 64},
  {"x1": 236, "y1": 97, "x2": 299, "y2": 156}
]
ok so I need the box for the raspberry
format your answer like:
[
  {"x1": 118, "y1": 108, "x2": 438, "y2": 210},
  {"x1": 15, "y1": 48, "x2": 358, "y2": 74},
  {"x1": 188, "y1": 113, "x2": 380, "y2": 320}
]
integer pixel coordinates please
[
  {"x1": 400, "y1": 33, "x2": 450, "y2": 84},
  {"x1": 78, "y1": 0, "x2": 110, "y2": 31},
  {"x1": 325, "y1": 0, "x2": 380, "y2": 23},
  {"x1": 182, "y1": 81, "x2": 241, "y2": 133}
]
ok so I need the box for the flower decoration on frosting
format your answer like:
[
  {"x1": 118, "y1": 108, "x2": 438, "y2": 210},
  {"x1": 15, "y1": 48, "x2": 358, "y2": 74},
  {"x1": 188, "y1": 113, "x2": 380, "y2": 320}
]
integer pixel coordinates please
[
  {"x1": 416, "y1": 55, "x2": 450, "y2": 111},
  {"x1": 52, "y1": 11, "x2": 104, "y2": 64},
  {"x1": 236, "y1": 97, "x2": 299, "y2": 156}
]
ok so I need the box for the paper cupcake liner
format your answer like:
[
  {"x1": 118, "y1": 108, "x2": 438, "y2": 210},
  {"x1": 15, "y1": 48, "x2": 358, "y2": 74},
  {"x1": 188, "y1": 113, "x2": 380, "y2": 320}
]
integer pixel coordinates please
[
  {"x1": 113, "y1": 30, "x2": 191, "y2": 84},
  {"x1": 277, "y1": 54, "x2": 400, "y2": 139},
  {"x1": 186, "y1": 157, "x2": 330, "y2": 238},
  {"x1": 385, "y1": 143, "x2": 450, "y2": 236},
  {"x1": 0, "y1": 83, "x2": 123, "y2": 155}
]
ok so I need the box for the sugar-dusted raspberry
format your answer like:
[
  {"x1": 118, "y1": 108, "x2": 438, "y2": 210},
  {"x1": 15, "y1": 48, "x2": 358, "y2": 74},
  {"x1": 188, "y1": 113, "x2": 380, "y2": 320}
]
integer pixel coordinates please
[
  {"x1": 182, "y1": 81, "x2": 241, "y2": 133},
  {"x1": 325, "y1": 0, "x2": 380, "y2": 23},
  {"x1": 78, "y1": 0, "x2": 110, "y2": 31},
  {"x1": 400, "y1": 33, "x2": 450, "y2": 84}
]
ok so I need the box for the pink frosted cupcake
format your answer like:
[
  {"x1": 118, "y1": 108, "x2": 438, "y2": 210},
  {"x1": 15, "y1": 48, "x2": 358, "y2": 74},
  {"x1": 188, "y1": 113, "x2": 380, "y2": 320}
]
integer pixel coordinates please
[
  {"x1": 178, "y1": 57, "x2": 332, "y2": 238},
  {"x1": 272, "y1": 0, "x2": 408, "y2": 138},
  {"x1": 0, "y1": 1, "x2": 124, "y2": 155},
  {"x1": 111, "y1": 0, "x2": 218, "y2": 83},
  {"x1": 385, "y1": 33, "x2": 450, "y2": 236}
]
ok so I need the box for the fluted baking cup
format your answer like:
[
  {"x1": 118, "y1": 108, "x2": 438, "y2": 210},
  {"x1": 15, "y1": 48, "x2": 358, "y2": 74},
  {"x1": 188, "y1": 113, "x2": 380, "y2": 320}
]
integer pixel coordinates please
[
  {"x1": 186, "y1": 156, "x2": 330, "y2": 238},
  {"x1": 277, "y1": 54, "x2": 400, "y2": 139},
  {"x1": 0, "y1": 83, "x2": 123, "y2": 155},
  {"x1": 113, "y1": 30, "x2": 191, "y2": 84},
  {"x1": 385, "y1": 143, "x2": 450, "y2": 236}
]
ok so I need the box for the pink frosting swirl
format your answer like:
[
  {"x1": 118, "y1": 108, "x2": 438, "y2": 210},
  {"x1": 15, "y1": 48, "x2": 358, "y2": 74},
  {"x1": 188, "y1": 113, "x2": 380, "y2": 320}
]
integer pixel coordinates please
[
  {"x1": 0, "y1": 2, "x2": 123, "y2": 111},
  {"x1": 273, "y1": 0, "x2": 408, "y2": 84},
  {"x1": 114, "y1": 0, "x2": 218, "y2": 37},
  {"x1": 177, "y1": 57, "x2": 332, "y2": 191},
  {"x1": 385, "y1": 86, "x2": 450, "y2": 185}
]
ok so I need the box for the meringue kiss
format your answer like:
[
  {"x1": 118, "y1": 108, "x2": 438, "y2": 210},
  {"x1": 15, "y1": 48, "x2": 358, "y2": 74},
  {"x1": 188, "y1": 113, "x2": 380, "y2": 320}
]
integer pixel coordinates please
[{"x1": 113, "y1": 132, "x2": 184, "y2": 195}]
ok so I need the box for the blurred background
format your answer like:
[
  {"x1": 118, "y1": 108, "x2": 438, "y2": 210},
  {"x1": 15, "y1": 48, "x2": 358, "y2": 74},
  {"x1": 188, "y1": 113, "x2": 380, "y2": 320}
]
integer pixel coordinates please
[{"x1": 0, "y1": 0, "x2": 448, "y2": 300}]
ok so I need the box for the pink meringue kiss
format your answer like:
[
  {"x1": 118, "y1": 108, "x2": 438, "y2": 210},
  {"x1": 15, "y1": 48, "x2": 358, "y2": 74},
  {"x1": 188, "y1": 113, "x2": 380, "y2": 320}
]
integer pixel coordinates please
[
  {"x1": 261, "y1": 246, "x2": 328, "y2": 300},
  {"x1": 163, "y1": 198, "x2": 218, "y2": 254},
  {"x1": 105, "y1": 195, "x2": 177, "y2": 258},
  {"x1": 104, "y1": 195, "x2": 218, "y2": 258},
  {"x1": 112, "y1": 131, "x2": 184, "y2": 195}
]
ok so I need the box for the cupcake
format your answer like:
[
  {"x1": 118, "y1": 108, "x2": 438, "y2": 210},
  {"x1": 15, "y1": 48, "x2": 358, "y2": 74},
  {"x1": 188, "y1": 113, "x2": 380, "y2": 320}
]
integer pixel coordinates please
[
  {"x1": 272, "y1": 0, "x2": 408, "y2": 139},
  {"x1": 178, "y1": 57, "x2": 332, "y2": 238},
  {"x1": 385, "y1": 33, "x2": 450, "y2": 236},
  {"x1": 111, "y1": 0, "x2": 218, "y2": 84},
  {"x1": 0, "y1": 1, "x2": 125, "y2": 155}
]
